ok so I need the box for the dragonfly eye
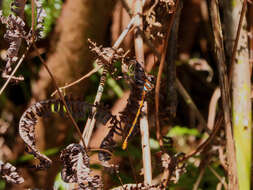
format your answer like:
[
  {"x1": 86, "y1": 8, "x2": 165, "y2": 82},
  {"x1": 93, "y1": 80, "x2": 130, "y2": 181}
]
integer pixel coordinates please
[{"x1": 146, "y1": 75, "x2": 156, "y2": 84}]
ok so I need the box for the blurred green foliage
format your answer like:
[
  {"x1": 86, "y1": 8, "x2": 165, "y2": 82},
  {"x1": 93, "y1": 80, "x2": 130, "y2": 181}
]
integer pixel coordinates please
[
  {"x1": 150, "y1": 125, "x2": 201, "y2": 151},
  {"x1": 2, "y1": 0, "x2": 12, "y2": 16},
  {"x1": 0, "y1": 180, "x2": 5, "y2": 190},
  {"x1": 171, "y1": 163, "x2": 225, "y2": 190},
  {"x1": 2, "y1": 0, "x2": 63, "y2": 37},
  {"x1": 149, "y1": 137, "x2": 160, "y2": 150},
  {"x1": 167, "y1": 125, "x2": 201, "y2": 137},
  {"x1": 53, "y1": 172, "x2": 68, "y2": 190},
  {"x1": 13, "y1": 147, "x2": 60, "y2": 164}
]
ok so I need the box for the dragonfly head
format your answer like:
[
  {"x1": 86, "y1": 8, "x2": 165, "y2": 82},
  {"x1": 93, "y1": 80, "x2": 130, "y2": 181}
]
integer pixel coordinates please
[{"x1": 143, "y1": 75, "x2": 155, "y2": 92}]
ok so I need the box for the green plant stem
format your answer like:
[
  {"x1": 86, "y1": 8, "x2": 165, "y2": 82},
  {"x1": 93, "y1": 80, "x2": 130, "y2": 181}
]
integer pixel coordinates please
[
  {"x1": 223, "y1": 0, "x2": 252, "y2": 189},
  {"x1": 133, "y1": 0, "x2": 152, "y2": 185}
]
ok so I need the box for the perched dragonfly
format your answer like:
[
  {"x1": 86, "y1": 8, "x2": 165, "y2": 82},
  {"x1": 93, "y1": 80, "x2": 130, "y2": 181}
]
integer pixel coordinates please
[{"x1": 122, "y1": 77, "x2": 154, "y2": 150}]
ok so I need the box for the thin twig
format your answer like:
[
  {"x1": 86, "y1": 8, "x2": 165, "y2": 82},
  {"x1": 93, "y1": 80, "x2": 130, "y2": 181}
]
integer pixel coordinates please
[
  {"x1": 155, "y1": 0, "x2": 180, "y2": 152},
  {"x1": 113, "y1": 15, "x2": 137, "y2": 48},
  {"x1": 207, "y1": 88, "x2": 221, "y2": 130},
  {"x1": 208, "y1": 165, "x2": 228, "y2": 190},
  {"x1": 0, "y1": 45, "x2": 31, "y2": 96},
  {"x1": 193, "y1": 164, "x2": 207, "y2": 190},
  {"x1": 218, "y1": 146, "x2": 228, "y2": 171},
  {"x1": 134, "y1": 5, "x2": 145, "y2": 63},
  {"x1": 50, "y1": 65, "x2": 102, "y2": 97},
  {"x1": 176, "y1": 79, "x2": 211, "y2": 134},
  {"x1": 184, "y1": 114, "x2": 223, "y2": 160},
  {"x1": 1, "y1": 73, "x2": 24, "y2": 81},
  {"x1": 33, "y1": 44, "x2": 86, "y2": 149},
  {"x1": 155, "y1": 19, "x2": 170, "y2": 151}
]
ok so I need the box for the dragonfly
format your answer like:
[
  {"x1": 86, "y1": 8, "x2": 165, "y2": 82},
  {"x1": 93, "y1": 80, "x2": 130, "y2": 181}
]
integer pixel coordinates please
[{"x1": 122, "y1": 78, "x2": 154, "y2": 150}]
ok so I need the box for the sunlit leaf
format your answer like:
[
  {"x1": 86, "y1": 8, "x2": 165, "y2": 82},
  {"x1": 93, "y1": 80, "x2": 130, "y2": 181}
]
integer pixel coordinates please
[
  {"x1": 2, "y1": 0, "x2": 13, "y2": 16},
  {"x1": 149, "y1": 138, "x2": 160, "y2": 150},
  {"x1": 167, "y1": 126, "x2": 200, "y2": 137},
  {"x1": 53, "y1": 172, "x2": 68, "y2": 190}
]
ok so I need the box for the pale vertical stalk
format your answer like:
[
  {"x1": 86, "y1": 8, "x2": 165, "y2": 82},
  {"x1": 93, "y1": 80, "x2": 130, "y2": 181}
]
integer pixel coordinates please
[
  {"x1": 193, "y1": 165, "x2": 206, "y2": 190},
  {"x1": 133, "y1": 0, "x2": 152, "y2": 185},
  {"x1": 83, "y1": 68, "x2": 107, "y2": 146},
  {"x1": 232, "y1": 42, "x2": 251, "y2": 190},
  {"x1": 250, "y1": 4, "x2": 253, "y2": 76},
  {"x1": 223, "y1": 0, "x2": 252, "y2": 189},
  {"x1": 140, "y1": 102, "x2": 152, "y2": 184},
  {"x1": 134, "y1": 0, "x2": 144, "y2": 63}
]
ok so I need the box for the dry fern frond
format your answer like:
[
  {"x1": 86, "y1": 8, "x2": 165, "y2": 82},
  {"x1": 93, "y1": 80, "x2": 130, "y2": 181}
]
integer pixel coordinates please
[
  {"x1": 0, "y1": 161, "x2": 24, "y2": 184},
  {"x1": 19, "y1": 97, "x2": 114, "y2": 169},
  {"x1": 0, "y1": 10, "x2": 26, "y2": 74},
  {"x1": 60, "y1": 143, "x2": 103, "y2": 190}
]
